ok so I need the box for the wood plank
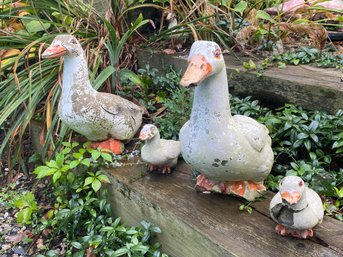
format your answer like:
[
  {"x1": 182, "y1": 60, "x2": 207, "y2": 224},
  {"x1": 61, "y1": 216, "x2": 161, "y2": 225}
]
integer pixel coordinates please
[
  {"x1": 136, "y1": 49, "x2": 343, "y2": 113},
  {"x1": 105, "y1": 160, "x2": 342, "y2": 257}
]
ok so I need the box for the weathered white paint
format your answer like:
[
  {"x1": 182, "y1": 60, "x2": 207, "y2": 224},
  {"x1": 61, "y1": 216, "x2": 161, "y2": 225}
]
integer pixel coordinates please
[
  {"x1": 45, "y1": 35, "x2": 143, "y2": 141},
  {"x1": 140, "y1": 124, "x2": 180, "y2": 168},
  {"x1": 179, "y1": 41, "x2": 274, "y2": 182},
  {"x1": 270, "y1": 176, "x2": 324, "y2": 234}
]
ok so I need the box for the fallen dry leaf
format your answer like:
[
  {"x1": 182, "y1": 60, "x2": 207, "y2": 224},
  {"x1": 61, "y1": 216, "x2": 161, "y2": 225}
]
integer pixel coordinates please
[
  {"x1": 5, "y1": 232, "x2": 25, "y2": 244},
  {"x1": 2, "y1": 244, "x2": 12, "y2": 250},
  {"x1": 36, "y1": 238, "x2": 44, "y2": 249},
  {"x1": 86, "y1": 246, "x2": 96, "y2": 257},
  {"x1": 42, "y1": 228, "x2": 52, "y2": 236},
  {"x1": 163, "y1": 48, "x2": 176, "y2": 55}
]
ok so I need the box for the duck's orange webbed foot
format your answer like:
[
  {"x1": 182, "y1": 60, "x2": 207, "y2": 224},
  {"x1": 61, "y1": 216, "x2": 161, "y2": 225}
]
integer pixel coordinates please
[
  {"x1": 275, "y1": 224, "x2": 313, "y2": 239},
  {"x1": 195, "y1": 174, "x2": 266, "y2": 201},
  {"x1": 147, "y1": 164, "x2": 172, "y2": 174},
  {"x1": 90, "y1": 139, "x2": 125, "y2": 155},
  {"x1": 148, "y1": 164, "x2": 159, "y2": 172}
]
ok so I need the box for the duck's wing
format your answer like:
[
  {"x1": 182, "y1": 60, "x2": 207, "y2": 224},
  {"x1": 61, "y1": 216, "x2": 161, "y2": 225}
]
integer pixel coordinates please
[
  {"x1": 270, "y1": 193, "x2": 282, "y2": 220},
  {"x1": 270, "y1": 193, "x2": 296, "y2": 226},
  {"x1": 160, "y1": 140, "x2": 181, "y2": 160},
  {"x1": 307, "y1": 188, "x2": 324, "y2": 222},
  {"x1": 97, "y1": 93, "x2": 142, "y2": 116},
  {"x1": 233, "y1": 115, "x2": 271, "y2": 152}
]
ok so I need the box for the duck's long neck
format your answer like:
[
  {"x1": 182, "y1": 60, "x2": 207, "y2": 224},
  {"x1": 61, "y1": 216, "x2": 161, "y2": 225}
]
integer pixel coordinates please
[
  {"x1": 62, "y1": 54, "x2": 94, "y2": 93},
  {"x1": 191, "y1": 68, "x2": 231, "y2": 125},
  {"x1": 145, "y1": 133, "x2": 161, "y2": 149}
]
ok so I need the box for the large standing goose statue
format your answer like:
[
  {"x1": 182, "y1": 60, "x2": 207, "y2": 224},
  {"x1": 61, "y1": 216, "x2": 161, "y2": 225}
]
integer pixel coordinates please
[
  {"x1": 42, "y1": 35, "x2": 143, "y2": 154},
  {"x1": 179, "y1": 41, "x2": 274, "y2": 201}
]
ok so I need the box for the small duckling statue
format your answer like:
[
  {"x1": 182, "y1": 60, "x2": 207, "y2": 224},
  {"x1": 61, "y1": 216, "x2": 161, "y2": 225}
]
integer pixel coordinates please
[
  {"x1": 139, "y1": 124, "x2": 181, "y2": 174},
  {"x1": 269, "y1": 176, "x2": 324, "y2": 239}
]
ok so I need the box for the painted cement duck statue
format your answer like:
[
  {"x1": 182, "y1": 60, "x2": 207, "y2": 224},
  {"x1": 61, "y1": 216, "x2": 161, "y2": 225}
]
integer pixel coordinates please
[
  {"x1": 139, "y1": 124, "x2": 181, "y2": 174},
  {"x1": 269, "y1": 176, "x2": 324, "y2": 239},
  {"x1": 42, "y1": 35, "x2": 143, "y2": 154},
  {"x1": 179, "y1": 41, "x2": 274, "y2": 201}
]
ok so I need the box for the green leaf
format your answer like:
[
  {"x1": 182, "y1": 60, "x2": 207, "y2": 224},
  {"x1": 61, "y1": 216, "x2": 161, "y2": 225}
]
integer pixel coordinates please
[
  {"x1": 46, "y1": 160, "x2": 59, "y2": 169},
  {"x1": 150, "y1": 226, "x2": 162, "y2": 233},
  {"x1": 278, "y1": 62, "x2": 286, "y2": 69},
  {"x1": 113, "y1": 247, "x2": 129, "y2": 257},
  {"x1": 293, "y1": 139, "x2": 303, "y2": 149},
  {"x1": 92, "y1": 179, "x2": 102, "y2": 192},
  {"x1": 62, "y1": 147, "x2": 71, "y2": 154},
  {"x1": 62, "y1": 142, "x2": 71, "y2": 147},
  {"x1": 119, "y1": 68, "x2": 143, "y2": 86},
  {"x1": 234, "y1": 1, "x2": 247, "y2": 15},
  {"x1": 33, "y1": 166, "x2": 55, "y2": 178},
  {"x1": 81, "y1": 158, "x2": 91, "y2": 167},
  {"x1": 60, "y1": 165, "x2": 70, "y2": 172},
  {"x1": 256, "y1": 10, "x2": 271, "y2": 20},
  {"x1": 89, "y1": 209, "x2": 97, "y2": 217},
  {"x1": 14, "y1": 198, "x2": 28, "y2": 209},
  {"x1": 132, "y1": 244, "x2": 149, "y2": 253},
  {"x1": 333, "y1": 140, "x2": 343, "y2": 149},
  {"x1": 56, "y1": 153, "x2": 64, "y2": 167},
  {"x1": 53, "y1": 171, "x2": 62, "y2": 183},
  {"x1": 126, "y1": 229, "x2": 138, "y2": 235},
  {"x1": 28, "y1": 153, "x2": 41, "y2": 163},
  {"x1": 335, "y1": 187, "x2": 343, "y2": 198},
  {"x1": 71, "y1": 241, "x2": 82, "y2": 249},
  {"x1": 93, "y1": 66, "x2": 116, "y2": 90},
  {"x1": 97, "y1": 174, "x2": 110, "y2": 184},
  {"x1": 73, "y1": 153, "x2": 83, "y2": 159},
  {"x1": 101, "y1": 152, "x2": 112, "y2": 162},
  {"x1": 69, "y1": 160, "x2": 80, "y2": 169},
  {"x1": 91, "y1": 150, "x2": 101, "y2": 161},
  {"x1": 290, "y1": 162, "x2": 298, "y2": 170},
  {"x1": 67, "y1": 172, "x2": 75, "y2": 185},
  {"x1": 23, "y1": 20, "x2": 51, "y2": 34},
  {"x1": 304, "y1": 140, "x2": 311, "y2": 151},
  {"x1": 100, "y1": 226, "x2": 115, "y2": 232},
  {"x1": 310, "y1": 134, "x2": 318, "y2": 143},
  {"x1": 309, "y1": 120, "x2": 319, "y2": 131},
  {"x1": 297, "y1": 133, "x2": 308, "y2": 140},
  {"x1": 17, "y1": 207, "x2": 32, "y2": 224},
  {"x1": 84, "y1": 177, "x2": 94, "y2": 186},
  {"x1": 114, "y1": 217, "x2": 121, "y2": 227}
]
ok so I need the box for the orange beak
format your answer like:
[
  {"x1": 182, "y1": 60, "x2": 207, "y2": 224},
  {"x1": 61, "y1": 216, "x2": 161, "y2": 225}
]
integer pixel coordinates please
[
  {"x1": 281, "y1": 191, "x2": 301, "y2": 205},
  {"x1": 42, "y1": 45, "x2": 68, "y2": 59},
  {"x1": 139, "y1": 132, "x2": 148, "y2": 140},
  {"x1": 180, "y1": 54, "x2": 212, "y2": 87}
]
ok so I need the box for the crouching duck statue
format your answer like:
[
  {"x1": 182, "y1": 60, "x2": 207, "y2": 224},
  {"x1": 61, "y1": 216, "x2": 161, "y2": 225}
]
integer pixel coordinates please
[
  {"x1": 179, "y1": 41, "x2": 274, "y2": 201},
  {"x1": 42, "y1": 35, "x2": 143, "y2": 154},
  {"x1": 139, "y1": 124, "x2": 181, "y2": 174},
  {"x1": 270, "y1": 176, "x2": 324, "y2": 239}
]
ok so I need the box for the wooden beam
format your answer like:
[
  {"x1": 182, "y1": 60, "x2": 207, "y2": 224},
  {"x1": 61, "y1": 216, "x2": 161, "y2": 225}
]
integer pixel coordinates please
[
  {"x1": 136, "y1": 48, "x2": 343, "y2": 114},
  {"x1": 105, "y1": 160, "x2": 343, "y2": 257}
]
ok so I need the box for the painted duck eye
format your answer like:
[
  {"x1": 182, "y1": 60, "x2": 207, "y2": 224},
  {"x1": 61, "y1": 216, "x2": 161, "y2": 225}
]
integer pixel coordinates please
[
  {"x1": 213, "y1": 49, "x2": 221, "y2": 58},
  {"x1": 299, "y1": 181, "x2": 304, "y2": 187},
  {"x1": 70, "y1": 38, "x2": 77, "y2": 44}
]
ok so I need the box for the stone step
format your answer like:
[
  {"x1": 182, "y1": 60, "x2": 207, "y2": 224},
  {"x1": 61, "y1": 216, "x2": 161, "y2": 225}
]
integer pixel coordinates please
[
  {"x1": 136, "y1": 48, "x2": 343, "y2": 114},
  {"x1": 105, "y1": 160, "x2": 343, "y2": 257}
]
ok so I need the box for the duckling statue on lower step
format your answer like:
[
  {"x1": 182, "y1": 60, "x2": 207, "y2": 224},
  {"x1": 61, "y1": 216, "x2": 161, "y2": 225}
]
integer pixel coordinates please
[
  {"x1": 139, "y1": 124, "x2": 181, "y2": 174},
  {"x1": 269, "y1": 176, "x2": 324, "y2": 239}
]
